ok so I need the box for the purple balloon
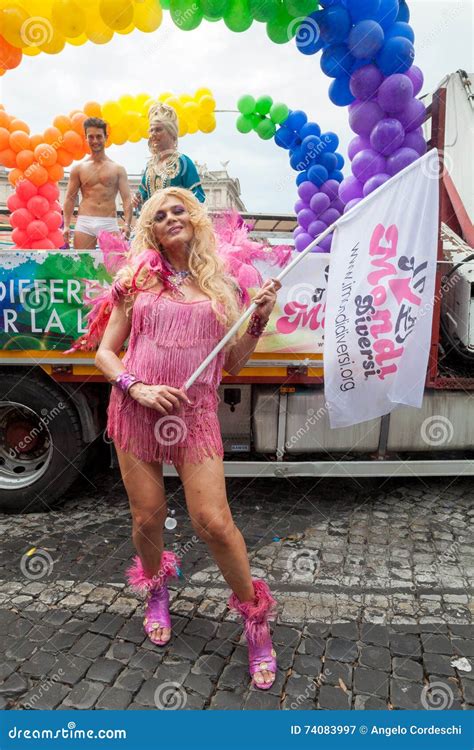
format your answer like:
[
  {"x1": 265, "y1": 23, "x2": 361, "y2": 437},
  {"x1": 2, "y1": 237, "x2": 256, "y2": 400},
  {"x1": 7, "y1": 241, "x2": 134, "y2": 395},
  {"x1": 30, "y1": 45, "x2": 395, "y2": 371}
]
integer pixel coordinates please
[
  {"x1": 339, "y1": 175, "x2": 364, "y2": 204},
  {"x1": 344, "y1": 198, "x2": 362, "y2": 213},
  {"x1": 363, "y1": 173, "x2": 391, "y2": 196},
  {"x1": 349, "y1": 100, "x2": 384, "y2": 136},
  {"x1": 297, "y1": 208, "x2": 317, "y2": 230},
  {"x1": 386, "y1": 147, "x2": 419, "y2": 176},
  {"x1": 348, "y1": 134, "x2": 371, "y2": 160},
  {"x1": 370, "y1": 117, "x2": 405, "y2": 155},
  {"x1": 320, "y1": 179, "x2": 340, "y2": 201},
  {"x1": 319, "y1": 208, "x2": 341, "y2": 226},
  {"x1": 309, "y1": 192, "x2": 331, "y2": 216},
  {"x1": 350, "y1": 64, "x2": 384, "y2": 101},
  {"x1": 319, "y1": 234, "x2": 333, "y2": 252},
  {"x1": 377, "y1": 73, "x2": 414, "y2": 113},
  {"x1": 398, "y1": 97, "x2": 426, "y2": 131},
  {"x1": 298, "y1": 181, "x2": 319, "y2": 203},
  {"x1": 330, "y1": 197, "x2": 345, "y2": 213},
  {"x1": 294, "y1": 198, "x2": 307, "y2": 213},
  {"x1": 352, "y1": 149, "x2": 387, "y2": 182},
  {"x1": 308, "y1": 220, "x2": 327, "y2": 238},
  {"x1": 403, "y1": 129, "x2": 427, "y2": 155},
  {"x1": 295, "y1": 233, "x2": 313, "y2": 252},
  {"x1": 293, "y1": 226, "x2": 305, "y2": 238},
  {"x1": 311, "y1": 245, "x2": 326, "y2": 254},
  {"x1": 406, "y1": 65, "x2": 424, "y2": 96}
]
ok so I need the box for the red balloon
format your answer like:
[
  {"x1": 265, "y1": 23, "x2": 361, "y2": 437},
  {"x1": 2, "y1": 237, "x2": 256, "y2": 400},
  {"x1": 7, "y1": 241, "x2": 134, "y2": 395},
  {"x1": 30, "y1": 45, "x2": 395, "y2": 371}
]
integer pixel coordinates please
[
  {"x1": 16, "y1": 179, "x2": 38, "y2": 203},
  {"x1": 44, "y1": 210, "x2": 62, "y2": 232},
  {"x1": 7, "y1": 193, "x2": 23, "y2": 211},
  {"x1": 10, "y1": 208, "x2": 34, "y2": 230},
  {"x1": 50, "y1": 201, "x2": 62, "y2": 213},
  {"x1": 26, "y1": 220, "x2": 49, "y2": 240},
  {"x1": 48, "y1": 229, "x2": 65, "y2": 247},
  {"x1": 27, "y1": 195, "x2": 50, "y2": 219},
  {"x1": 12, "y1": 228, "x2": 28, "y2": 246},
  {"x1": 38, "y1": 181, "x2": 60, "y2": 203},
  {"x1": 31, "y1": 239, "x2": 56, "y2": 250}
]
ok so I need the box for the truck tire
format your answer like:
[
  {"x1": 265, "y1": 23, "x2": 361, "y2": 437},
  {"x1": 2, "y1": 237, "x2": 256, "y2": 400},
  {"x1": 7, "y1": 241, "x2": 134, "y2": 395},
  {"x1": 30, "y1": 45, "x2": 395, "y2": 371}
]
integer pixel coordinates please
[{"x1": 0, "y1": 372, "x2": 86, "y2": 513}]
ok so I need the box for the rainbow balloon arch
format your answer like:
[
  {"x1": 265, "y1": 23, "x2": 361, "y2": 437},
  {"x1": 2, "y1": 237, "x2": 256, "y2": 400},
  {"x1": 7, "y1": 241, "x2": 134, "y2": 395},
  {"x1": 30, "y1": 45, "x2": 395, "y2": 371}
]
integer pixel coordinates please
[{"x1": 0, "y1": 0, "x2": 427, "y2": 254}]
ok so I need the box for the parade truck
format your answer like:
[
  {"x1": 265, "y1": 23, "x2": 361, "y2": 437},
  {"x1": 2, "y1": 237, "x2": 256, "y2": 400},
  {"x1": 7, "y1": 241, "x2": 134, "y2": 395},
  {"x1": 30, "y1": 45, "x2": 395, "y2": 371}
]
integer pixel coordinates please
[{"x1": 0, "y1": 73, "x2": 473, "y2": 513}]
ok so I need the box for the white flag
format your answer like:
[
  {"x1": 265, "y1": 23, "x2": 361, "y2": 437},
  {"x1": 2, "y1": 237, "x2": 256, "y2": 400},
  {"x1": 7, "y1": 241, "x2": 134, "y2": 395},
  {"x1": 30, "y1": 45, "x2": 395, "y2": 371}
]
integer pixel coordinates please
[{"x1": 324, "y1": 149, "x2": 440, "y2": 428}]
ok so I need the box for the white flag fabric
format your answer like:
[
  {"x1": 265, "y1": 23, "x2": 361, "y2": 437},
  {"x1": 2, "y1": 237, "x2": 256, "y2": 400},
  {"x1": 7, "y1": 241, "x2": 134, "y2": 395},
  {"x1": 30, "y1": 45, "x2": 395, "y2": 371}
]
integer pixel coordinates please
[{"x1": 324, "y1": 149, "x2": 440, "y2": 428}]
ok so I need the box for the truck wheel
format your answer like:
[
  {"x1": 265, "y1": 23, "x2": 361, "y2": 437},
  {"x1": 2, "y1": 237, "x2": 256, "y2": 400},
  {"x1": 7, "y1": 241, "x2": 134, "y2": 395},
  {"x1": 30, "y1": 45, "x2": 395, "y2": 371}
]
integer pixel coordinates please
[{"x1": 0, "y1": 372, "x2": 86, "y2": 513}]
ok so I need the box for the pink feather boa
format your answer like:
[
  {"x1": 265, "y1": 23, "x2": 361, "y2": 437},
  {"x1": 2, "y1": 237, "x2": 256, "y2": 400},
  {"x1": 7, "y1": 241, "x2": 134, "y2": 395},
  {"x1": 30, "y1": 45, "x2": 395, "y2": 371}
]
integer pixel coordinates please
[
  {"x1": 228, "y1": 579, "x2": 277, "y2": 646},
  {"x1": 125, "y1": 551, "x2": 181, "y2": 594}
]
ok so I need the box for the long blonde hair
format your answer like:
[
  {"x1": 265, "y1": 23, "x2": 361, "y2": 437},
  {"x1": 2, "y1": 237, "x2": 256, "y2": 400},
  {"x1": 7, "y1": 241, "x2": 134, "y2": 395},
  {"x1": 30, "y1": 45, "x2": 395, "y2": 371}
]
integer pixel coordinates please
[{"x1": 115, "y1": 187, "x2": 243, "y2": 331}]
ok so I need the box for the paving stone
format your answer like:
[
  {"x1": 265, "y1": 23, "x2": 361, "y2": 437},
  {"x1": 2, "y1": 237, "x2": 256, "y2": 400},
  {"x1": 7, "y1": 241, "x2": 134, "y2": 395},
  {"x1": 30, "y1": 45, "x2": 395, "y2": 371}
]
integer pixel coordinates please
[
  {"x1": 106, "y1": 640, "x2": 137, "y2": 662},
  {"x1": 96, "y1": 687, "x2": 133, "y2": 710},
  {"x1": 134, "y1": 678, "x2": 163, "y2": 707},
  {"x1": 42, "y1": 630, "x2": 82, "y2": 653},
  {"x1": 20, "y1": 682, "x2": 70, "y2": 710},
  {"x1": 116, "y1": 669, "x2": 145, "y2": 694},
  {"x1": 129, "y1": 649, "x2": 163, "y2": 674},
  {"x1": 461, "y1": 678, "x2": 474, "y2": 704},
  {"x1": 203, "y1": 638, "x2": 234, "y2": 658},
  {"x1": 7, "y1": 618, "x2": 33, "y2": 638},
  {"x1": 305, "y1": 623, "x2": 330, "y2": 639},
  {"x1": 293, "y1": 655, "x2": 322, "y2": 677},
  {"x1": 169, "y1": 634, "x2": 206, "y2": 661},
  {"x1": 48, "y1": 655, "x2": 92, "y2": 686},
  {"x1": 390, "y1": 634, "x2": 422, "y2": 658},
  {"x1": 88, "y1": 613, "x2": 126, "y2": 638},
  {"x1": 354, "y1": 694, "x2": 387, "y2": 710},
  {"x1": 423, "y1": 653, "x2": 456, "y2": 677},
  {"x1": 184, "y1": 673, "x2": 214, "y2": 699},
  {"x1": 5, "y1": 639, "x2": 38, "y2": 661},
  {"x1": 421, "y1": 633, "x2": 454, "y2": 655},
  {"x1": 61, "y1": 618, "x2": 89, "y2": 636},
  {"x1": 0, "y1": 672, "x2": 28, "y2": 697},
  {"x1": 70, "y1": 632, "x2": 111, "y2": 660},
  {"x1": 86, "y1": 658, "x2": 124, "y2": 683},
  {"x1": 116, "y1": 618, "x2": 146, "y2": 645},
  {"x1": 210, "y1": 690, "x2": 244, "y2": 709},
  {"x1": 325, "y1": 638, "x2": 358, "y2": 663},
  {"x1": 183, "y1": 618, "x2": 218, "y2": 640},
  {"x1": 331, "y1": 622, "x2": 359, "y2": 640},
  {"x1": 392, "y1": 657, "x2": 423, "y2": 682},
  {"x1": 273, "y1": 625, "x2": 300, "y2": 646},
  {"x1": 218, "y1": 664, "x2": 249, "y2": 693},
  {"x1": 0, "y1": 663, "x2": 15, "y2": 682},
  {"x1": 216, "y1": 622, "x2": 241, "y2": 641},
  {"x1": 452, "y1": 639, "x2": 474, "y2": 657},
  {"x1": 449, "y1": 625, "x2": 472, "y2": 638},
  {"x1": 359, "y1": 645, "x2": 391, "y2": 672},
  {"x1": 155, "y1": 662, "x2": 191, "y2": 686},
  {"x1": 321, "y1": 660, "x2": 352, "y2": 688},
  {"x1": 298, "y1": 636, "x2": 325, "y2": 657},
  {"x1": 318, "y1": 685, "x2": 351, "y2": 709},
  {"x1": 243, "y1": 690, "x2": 281, "y2": 710},
  {"x1": 283, "y1": 696, "x2": 315, "y2": 710},
  {"x1": 390, "y1": 678, "x2": 423, "y2": 709},
  {"x1": 20, "y1": 650, "x2": 57, "y2": 678},
  {"x1": 191, "y1": 654, "x2": 225, "y2": 680},
  {"x1": 62, "y1": 679, "x2": 105, "y2": 709},
  {"x1": 353, "y1": 667, "x2": 389, "y2": 699}
]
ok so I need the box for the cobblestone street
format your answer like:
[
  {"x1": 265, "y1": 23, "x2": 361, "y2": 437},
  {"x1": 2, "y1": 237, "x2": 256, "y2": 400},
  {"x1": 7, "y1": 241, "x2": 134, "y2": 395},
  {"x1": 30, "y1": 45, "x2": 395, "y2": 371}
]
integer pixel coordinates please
[{"x1": 0, "y1": 469, "x2": 472, "y2": 711}]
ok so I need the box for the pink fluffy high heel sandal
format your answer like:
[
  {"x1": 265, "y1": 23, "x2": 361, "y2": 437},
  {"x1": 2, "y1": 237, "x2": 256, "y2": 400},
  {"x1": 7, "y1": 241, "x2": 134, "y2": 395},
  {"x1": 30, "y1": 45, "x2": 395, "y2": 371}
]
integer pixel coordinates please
[
  {"x1": 228, "y1": 579, "x2": 278, "y2": 690},
  {"x1": 125, "y1": 551, "x2": 181, "y2": 646}
]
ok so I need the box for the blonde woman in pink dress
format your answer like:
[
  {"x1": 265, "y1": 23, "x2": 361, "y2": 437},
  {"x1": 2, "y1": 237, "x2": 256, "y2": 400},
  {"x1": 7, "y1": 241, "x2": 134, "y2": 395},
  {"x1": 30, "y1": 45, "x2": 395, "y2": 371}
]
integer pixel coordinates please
[{"x1": 94, "y1": 187, "x2": 282, "y2": 690}]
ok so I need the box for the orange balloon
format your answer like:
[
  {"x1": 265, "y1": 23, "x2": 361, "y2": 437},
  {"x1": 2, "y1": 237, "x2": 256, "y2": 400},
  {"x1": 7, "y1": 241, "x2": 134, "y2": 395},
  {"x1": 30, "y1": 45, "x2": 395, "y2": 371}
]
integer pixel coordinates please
[
  {"x1": 8, "y1": 168, "x2": 24, "y2": 186},
  {"x1": 71, "y1": 112, "x2": 87, "y2": 135},
  {"x1": 25, "y1": 164, "x2": 49, "y2": 187},
  {"x1": 0, "y1": 111, "x2": 11, "y2": 129},
  {"x1": 56, "y1": 147, "x2": 74, "y2": 167},
  {"x1": 16, "y1": 149, "x2": 35, "y2": 171},
  {"x1": 48, "y1": 163, "x2": 64, "y2": 182},
  {"x1": 53, "y1": 115, "x2": 72, "y2": 134},
  {"x1": 0, "y1": 148, "x2": 18, "y2": 168},
  {"x1": 34, "y1": 143, "x2": 58, "y2": 167},
  {"x1": 30, "y1": 134, "x2": 44, "y2": 150},
  {"x1": 0, "y1": 38, "x2": 22, "y2": 70},
  {"x1": 9, "y1": 130, "x2": 31, "y2": 152},
  {"x1": 43, "y1": 126, "x2": 62, "y2": 146},
  {"x1": 84, "y1": 101, "x2": 102, "y2": 118},
  {"x1": 0, "y1": 127, "x2": 10, "y2": 149},
  {"x1": 63, "y1": 130, "x2": 83, "y2": 153},
  {"x1": 9, "y1": 119, "x2": 30, "y2": 134}
]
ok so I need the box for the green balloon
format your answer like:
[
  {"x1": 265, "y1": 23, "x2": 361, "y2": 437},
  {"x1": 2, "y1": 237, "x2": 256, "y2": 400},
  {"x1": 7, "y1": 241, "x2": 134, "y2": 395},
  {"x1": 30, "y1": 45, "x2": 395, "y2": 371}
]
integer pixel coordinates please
[
  {"x1": 270, "y1": 102, "x2": 289, "y2": 124},
  {"x1": 237, "y1": 94, "x2": 256, "y2": 115},
  {"x1": 224, "y1": 0, "x2": 253, "y2": 32},
  {"x1": 249, "y1": 113, "x2": 263, "y2": 129},
  {"x1": 255, "y1": 95, "x2": 273, "y2": 116},
  {"x1": 201, "y1": 0, "x2": 227, "y2": 20},
  {"x1": 236, "y1": 114, "x2": 254, "y2": 134},
  {"x1": 170, "y1": 0, "x2": 203, "y2": 30},
  {"x1": 249, "y1": 0, "x2": 280, "y2": 23},
  {"x1": 284, "y1": 0, "x2": 317, "y2": 16},
  {"x1": 256, "y1": 118, "x2": 276, "y2": 140},
  {"x1": 267, "y1": 5, "x2": 294, "y2": 44},
  {"x1": 161, "y1": 0, "x2": 170, "y2": 8}
]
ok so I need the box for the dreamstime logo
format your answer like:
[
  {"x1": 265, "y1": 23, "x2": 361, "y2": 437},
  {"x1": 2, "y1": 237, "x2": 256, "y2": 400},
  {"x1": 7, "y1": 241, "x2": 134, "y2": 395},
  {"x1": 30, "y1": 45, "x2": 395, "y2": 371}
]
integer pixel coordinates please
[
  {"x1": 287, "y1": 549, "x2": 320, "y2": 581},
  {"x1": 288, "y1": 15, "x2": 320, "y2": 48},
  {"x1": 154, "y1": 415, "x2": 187, "y2": 446},
  {"x1": 154, "y1": 681, "x2": 187, "y2": 710},
  {"x1": 21, "y1": 16, "x2": 53, "y2": 47},
  {"x1": 421, "y1": 151, "x2": 453, "y2": 181},
  {"x1": 421, "y1": 681, "x2": 454, "y2": 710},
  {"x1": 20, "y1": 548, "x2": 54, "y2": 580},
  {"x1": 22, "y1": 284, "x2": 52, "y2": 315},
  {"x1": 420, "y1": 416, "x2": 454, "y2": 446},
  {"x1": 287, "y1": 283, "x2": 319, "y2": 308}
]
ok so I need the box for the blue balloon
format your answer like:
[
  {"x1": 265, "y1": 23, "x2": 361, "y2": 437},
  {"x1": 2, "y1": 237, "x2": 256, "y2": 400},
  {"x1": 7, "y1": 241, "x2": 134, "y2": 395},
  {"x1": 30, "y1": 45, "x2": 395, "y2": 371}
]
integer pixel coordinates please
[
  {"x1": 290, "y1": 149, "x2": 305, "y2": 171},
  {"x1": 296, "y1": 171, "x2": 308, "y2": 186},
  {"x1": 286, "y1": 110, "x2": 308, "y2": 131},
  {"x1": 374, "y1": 0, "x2": 400, "y2": 30},
  {"x1": 300, "y1": 122, "x2": 322, "y2": 139},
  {"x1": 320, "y1": 152, "x2": 338, "y2": 172},
  {"x1": 329, "y1": 75, "x2": 356, "y2": 106},
  {"x1": 319, "y1": 0, "x2": 340, "y2": 6},
  {"x1": 296, "y1": 17, "x2": 325, "y2": 56},
  {"x1": 319, "y1": 7, "x2": 352, "y2": 44},
  {"x1": 301, "y1": 134, "x2": 322, "y2": 157},
  {"x1": 322, "y1": 131, "x2": 340, "y2": 152},
  {"x1": 335, "y1": 152, "x2": 345, "y2": 169},
  {"x1": 308, "y1": 164, "x2": 329, "y2": 187},
  {"x1": 376, "y1": 36, "x2": 415, "y2": 75},
  {"x1": 329, "y1": 170, "x2": 345, "y2": 183},
  {"x1": 345, "y1": 0, "x2": 381, "y2": 23},
  {"x1": 274, "y1": 127, "x2": 293, "y2": 149},
  {"x1": 385, "y1": 21, "x2": 415, "y2": 43},
  {"x1": 397, "y1": 1, "x2": 410, "y2": 22},
  {"x1": 348, "y1": 20, "x2": 385, "y2": 59},
  {"x1": 321, "y1": 44, "x2": 354, "y2": 78}
]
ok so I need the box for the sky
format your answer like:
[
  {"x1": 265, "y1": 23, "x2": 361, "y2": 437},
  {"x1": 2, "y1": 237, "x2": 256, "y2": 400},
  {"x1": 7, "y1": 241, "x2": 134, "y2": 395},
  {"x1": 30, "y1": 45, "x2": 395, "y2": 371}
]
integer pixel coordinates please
[{"x1": 0, "y1": 0, "x2": 472, "y2": 213}]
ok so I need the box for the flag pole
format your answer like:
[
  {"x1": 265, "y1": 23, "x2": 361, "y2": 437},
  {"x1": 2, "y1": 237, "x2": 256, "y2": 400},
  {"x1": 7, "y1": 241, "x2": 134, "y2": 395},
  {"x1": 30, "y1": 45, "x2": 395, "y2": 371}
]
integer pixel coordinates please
[{"x1": 183, "y1": 217, "x2": 340, "y2": 391}]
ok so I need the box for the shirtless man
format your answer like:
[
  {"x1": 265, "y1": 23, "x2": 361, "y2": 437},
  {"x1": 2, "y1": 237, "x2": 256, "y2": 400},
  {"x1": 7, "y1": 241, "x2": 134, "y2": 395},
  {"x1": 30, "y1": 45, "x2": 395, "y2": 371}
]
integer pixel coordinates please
[{"x1": 63, "y1": 117, "x2": 132, "y2": 249}]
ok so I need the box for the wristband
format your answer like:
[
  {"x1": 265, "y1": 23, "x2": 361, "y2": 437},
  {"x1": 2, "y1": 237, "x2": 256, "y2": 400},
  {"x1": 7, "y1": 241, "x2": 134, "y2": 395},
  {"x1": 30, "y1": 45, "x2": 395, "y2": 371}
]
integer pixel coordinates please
[
  {"x1": 246, "y1": 312, "x2": 268, "y2": 338},
  {"x1": 114, "y1": 372, "x2": 142, "y2": 394}
]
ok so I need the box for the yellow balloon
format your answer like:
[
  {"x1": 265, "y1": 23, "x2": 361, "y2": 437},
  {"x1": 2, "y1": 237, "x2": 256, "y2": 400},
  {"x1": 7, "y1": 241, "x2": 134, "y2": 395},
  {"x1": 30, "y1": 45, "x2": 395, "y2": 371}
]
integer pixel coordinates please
[
  {"x1": 183, "y1": 102, "x2": 199, "y2": 120},
  {"x1": 195, "y1": 87, "x2": 213, "y2": 100},
  {"x1": 2, "y1": 5, "x2": 30, "y2": 48},
  {"x1": 22, "y1": 44, "x2": 41, "y2": 56},
  {"x1": 199, "y1": 94, "x2": 216, "y2": 114},
  {"x1": 67, "y1": 32, "x2": 88, "y2": 46},
  {"x1": 40, "y1": 28, "x2": 66, "y2": 54},
  {"x1": 179, "y1": 94, "x2": 193, "y2": 105},
  {"x1": 198, "y1": 113, "x2": 216, "y2": 133},
  {"x1": 186, "y1": 120, "x2": 199, "y2": 135},
  {"x1": 178, "y1": 119, "x2": 188, "y2": 138},
  {"x1": 139, "y1": 119, "x2": 150, "y2": 139},
  {"x1": 102, "y1": 100, "x2": 122, "y2": 126},
  {"x1": 133, "y1": 0, "x2": 162, "y2": 33},
  {"x1": 52, "y1": 0, "x2": 86, "y2": 38},
  {"x1": 118, "y1": 94, "x2": 135, "y2": 112},
  {"x1": 129, "y1": 130, "x2": 142, "y2": 143},
  {"x1": 135, "y1": 92, "x2": 151, "y2": 111},
  {"x1": 164, "y1": 96, "x2": 180, "y2": 111},
  {"x1": 158, "y1": 92, "x2": 173, "y2": 102},
  {"x1": 85, "y1": 12, "x2": 114, "y2": 44},
  {"x1": 99, "y1": 0, "x2": 133, "y2": 31},
  {"x1": 110, "y1": 125, "x2": 128, "y2": 145}
]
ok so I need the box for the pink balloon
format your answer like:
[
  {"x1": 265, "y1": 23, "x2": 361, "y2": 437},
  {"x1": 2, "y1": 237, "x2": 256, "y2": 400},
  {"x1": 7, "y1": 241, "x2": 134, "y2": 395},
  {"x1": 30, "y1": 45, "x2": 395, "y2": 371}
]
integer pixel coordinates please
[
  {"x1": 349, "y1": 100, "x2": 384, "y2": 137},
  {"x1": 363, "y1": 173, "x2": 391, "y2": 196},
  {"x1": 352, "y1": 149, "x2": 386, "y2": 182},
  {"x1": 27, "y1": 196, "x2": 50, "y2": 219},
  {"x1": 348, "y1": 135, "x2": 371, "y2": 161},
  {"x1": 44, "y1": 210, "x2": 63, "y2": 232},
  {"x1": 10, "y1": 208, "x2": 34, "y2": 230},
  {"x1": 339, "y1": 175, "x2": 364, "y2": 204},
  {"x1": 48, "y1": 230, "x2": 65, "y2": 248},
  {"x1": 50, "y1": 201, "x2": 62, "y2": 213},
  {"x1": 11, "y1": 228, "x2": 28, "y2": 246},
  {"x1": 31, "y1": 239, "x2": 56, "y2": 250},
  {"x1": 26, "y1": 220, "x2": 49, "y2": 241},
  {"x1": 38, "y1": 181, "x2": 60, "y2": 203},
  {"x1": 16, "y1": 180, "x2": 38, "y2": 203},
  {"x1": 7, "y1": 193, "x2": 23, "y2": 212}
]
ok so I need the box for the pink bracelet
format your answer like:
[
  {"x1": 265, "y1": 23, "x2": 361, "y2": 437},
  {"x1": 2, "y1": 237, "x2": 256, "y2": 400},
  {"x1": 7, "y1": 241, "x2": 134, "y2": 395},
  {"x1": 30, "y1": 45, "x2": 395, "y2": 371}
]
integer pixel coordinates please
[
  {"x1": 246, "y1": 312, "x2": 268, "y2": 338},
  {"x1": 114, "y1": 372, "x2": 142, "y2": 395}
]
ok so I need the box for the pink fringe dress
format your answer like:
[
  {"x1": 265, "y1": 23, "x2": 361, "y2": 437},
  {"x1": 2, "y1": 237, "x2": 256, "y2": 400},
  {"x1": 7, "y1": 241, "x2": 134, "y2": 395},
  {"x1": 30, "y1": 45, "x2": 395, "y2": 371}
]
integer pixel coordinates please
[{"x1": 106, "y1": 288, "x2": 228, "y2": 465}]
